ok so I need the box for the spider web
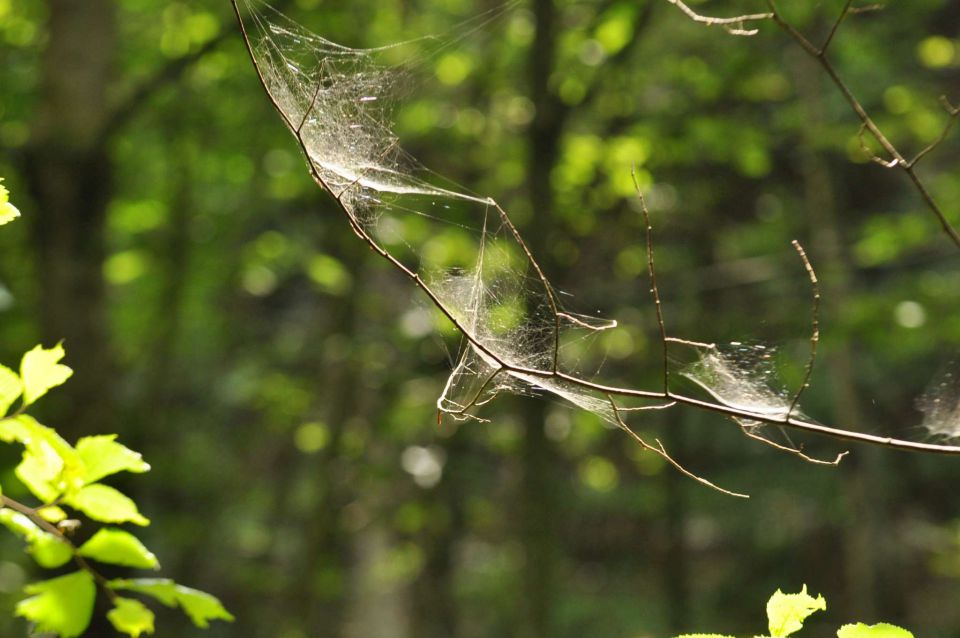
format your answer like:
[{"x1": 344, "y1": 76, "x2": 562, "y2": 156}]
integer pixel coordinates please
[{"x1": 235, "y1": 0, "x2": 622, "y2": 423}]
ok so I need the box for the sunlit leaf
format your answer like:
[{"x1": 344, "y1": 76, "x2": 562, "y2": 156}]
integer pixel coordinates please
[
  {"x1": 78, "y1": 528, "x2": 159, "y2": 569},
  {"x1": 15, "y1": 571, "x2": 96, "y2": 638},
  {"x1": 38, "y1": 505, "x2": 68, "y2": 523},
  {"x1": 7, "y1": 415, "x2": 83, "y2": 502},
  {"x1": 109, "y1": 578, "x2": 235, "y2": 627},
  {"x1": 0, "y1": 508, "x2": 72, "y2": 568},
  {"x1": 0, "y1": 364, "x2": 22, "y2": 416},
  {"x1": 0, "y1": 178, "x2": 20, "y2": 226},
  {"x1": 66, "y1": 484, "x2": 150, "y2": 526},
  {"x1": 767, "y1": 586, "x2": 826, "y2": 638},
  {"x1": 77, "y1": 435, "x2": 150, "y2": 483},
  {"x1": 20, "y1": 344, "x2": 73, "y2": 406},
  {"x1": 107, "y1": 597, "x2": 155, "y2": 637},
  {"x1": 837, "y1": 623, "x2": 914, "y2": 638}
]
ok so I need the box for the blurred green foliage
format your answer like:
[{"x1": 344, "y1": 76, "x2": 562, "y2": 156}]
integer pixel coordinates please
[{"x1": 1, "y1": 0, "x2": 960, "y2": 636}]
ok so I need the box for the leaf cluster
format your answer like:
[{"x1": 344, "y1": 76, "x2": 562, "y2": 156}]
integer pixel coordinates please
[
  {"x1": 676, "y1": 586, "x2": 913, "y2": 638},
  {"x1": 0, "y1": 342, "x2": 232, "y2": 636}
]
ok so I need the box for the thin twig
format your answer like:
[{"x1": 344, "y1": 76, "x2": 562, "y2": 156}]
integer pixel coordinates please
[
  {"x1": 664, "y1": 0, "x2": 772, "y2": 35},
  {"x1": 608, "y1": 397, "x2": 749, "y2": 498},
  {"x1": 1, "y1": 495, "x2": 118, "y2": 602},
  {"x1": 788, "y1": 240, "x2": 819, "y2": 418},
  {"x1": 633, "y1": 170, "x2": 669, "y2": 393},
  {"x1": 737, "y1": 419, "x2": 847, "y2": 466},
  {"x1": 820, "y1": 0, "x2": 854, "y2": 55},
  {"x1": 909, "y1": 97, "x2": 960, "y2": 168}
]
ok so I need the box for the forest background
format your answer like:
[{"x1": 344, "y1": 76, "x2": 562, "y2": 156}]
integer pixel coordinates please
[{"x1": 2, "y1": 0, "x2": 960, "y2": 636}]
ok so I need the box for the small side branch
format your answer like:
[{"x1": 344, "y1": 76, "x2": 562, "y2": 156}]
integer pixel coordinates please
[
  {"x1": 788, "y1": 240, "x2": 819, "y2": 417},
  {"x1": 1, "y1": 495, "x2": 118, "y2": 602},
  {"x1": 633, "y1": 170, "x2": 669, "y2": 393},
  {"x1": 664, "y1": 0, "x2": 773, "y2": 36},
  {"x1": 609, "y1": 396, "x2": 750, "y2": 498},
  {"x1": 737, "y1": 419, "x2": 847, "y2": 466}
]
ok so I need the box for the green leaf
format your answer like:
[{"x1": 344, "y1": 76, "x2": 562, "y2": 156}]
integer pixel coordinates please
[
  {"x1": 66, "y1": 484, "x2": 150, "y2": 526},
  {"x1": 109, "y1": 578, "x2": 235, "y2": 627},
  {"x1": 767, "y1": 586, "x2": 826, "y2": 638},
  {"x1": 837, "y1": 623, "x2": 914, "y2": 638},
  {"x1": 15, "y1": 571, "x2": 96, "y2": 638},
  {"x1": 0, "y1": 364, "x2": 22, "y2": 416},
  {"x1": 0, "y1": 508, "x2": 73, "y2": 568},
  {"x1": 675, "y1": 635, "x2": 737, "y2": 637},
  {"x1": 7, "y1": 415, "x2": 83, "y2": 502},
  {"x1": 176, "y1": 585, "x2": 235, "y2": 628},
  {"x1": 38, "y1": 505, "x2": 68, "y2": 523},
  {"x1": 20, "y1": 343, "x2": 73, "y2": 406},
  {"x1": 78, "y1": 528, "x2": 159, "y2": 569},
  {"x1": 77, "y1": 434, "x2": 150, "y2": 483},
  {"x1": 107, "y1": 597, "x2": 155, "y2": 637},
  {"x1": 0, "y1": 178, "x2": 20, "y2": 226}
]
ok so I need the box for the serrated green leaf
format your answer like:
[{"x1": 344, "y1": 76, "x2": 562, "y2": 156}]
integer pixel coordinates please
[
  {"x1": 77, "y1": 434, "x2": 150, "y2": 483},
  {"x1": 0, "y1": 178, "x2": 20, "y2": 226},
  {"x1": 78, "y1": 528, "x2": 159, "y2": 569},
  {"x1": 15, "y1": 571, "x2": 96, "y2": 638},
  {"x1": 0, "y1": 364, "x2": 22, "y2": 416},
  {"x1": 0, "y1": 509, "x2": 73, "y2": 568},
  {"x1": 107, "y1": 597, "x2": 155, "y2": 637},
  {"x1": 66, "y1": 484, "x2": 150, "y2": 526},
  {"x1": 837, "y1": 623, "x2": 914, "y2": 638},
  {"x1": 109, "y1": 578, "x2": 234, "y2": 627},
  {"x1": 20, "y1": 343, "x2": 73, "y2": 406},
  {"x1": 767, "y1": 586, "x2": 826, "y2": 638}
]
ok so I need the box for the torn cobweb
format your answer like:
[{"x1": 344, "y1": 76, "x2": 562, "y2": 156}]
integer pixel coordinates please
[{"x1": 236, "y1": 0, "x2": 622, "y2": 423}]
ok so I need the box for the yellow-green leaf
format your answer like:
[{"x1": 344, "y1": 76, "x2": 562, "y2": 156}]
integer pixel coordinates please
[
  {"x1": 15, "y1": 571, "x2": 96, "y2": 638},
  {"x1": 109, "y1": 578, "x2": 235, "y2": 627},
  {"x1": 38, "y1": 505, "x2": 68, "y2": 523},
  {"x1": 20, "y1": 343, "x2": 73, "y2": 406},
  {"x1": 77, "y1": 435, "x2": 150, "y2": 483},
  {"x1": 837, "y1": 623, "x2": 914, "y2": 638},
  {"x1": 0, "y1": 178, "x2": 20, "y2": 226},
  {"x1": 8, "y1": 415, "x2": 83, "y2": 502},
  {"x1": 78, "y1": 528, "x2": 159, "y2": 569},
  {"x1": 107, "y1": 597, "x2": 156, "y2": 637},
  {"x1": 0, "y1": 364, "x2": 22, "y2": 416},
  {"x1": 66, "y1": 484, "x2": 150, "y2": 526},
  {"x1": 767, "y1": 586, "x2": 826, "y2": 638},
  {"x1": 0, "y1": 508, "x2": 73, "y2": 568}
]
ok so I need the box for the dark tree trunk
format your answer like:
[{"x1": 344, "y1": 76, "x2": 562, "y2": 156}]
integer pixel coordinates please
[
  {"x1": 520, "y1": 0, "x2": 564, "y2": 635},
  {"x1": 23, "y1": 0, "x2": 118, "y2": 436}
]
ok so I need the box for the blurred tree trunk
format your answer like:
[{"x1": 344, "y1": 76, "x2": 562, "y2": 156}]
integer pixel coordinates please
[
  {"x1": 409, "y1": 427, "x2": 467, "y2": 638},
  {"x1": 520, "y1": 0, "x2": 564, "y2": 636},
  {"x1": 793, "y1": 51, "x2": 888, "y2": 620},
  {"x1": 23, "y1": 0, "x2": 117, "y2": 436}
]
